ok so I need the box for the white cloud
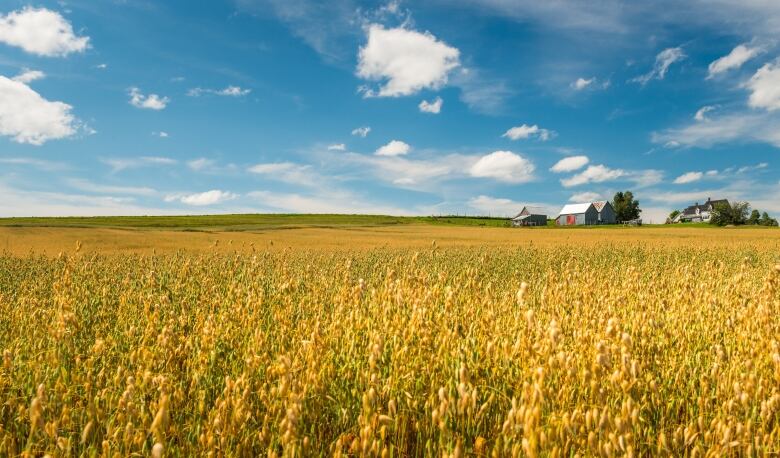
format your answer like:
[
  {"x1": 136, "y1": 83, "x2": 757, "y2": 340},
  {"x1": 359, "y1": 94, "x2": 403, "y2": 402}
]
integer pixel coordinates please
[
  {"x1": 0, "y1": 75, "x2": 81, "y2": 145},
  {"x1": 419, "y1": 96, "x2": 443, "y2": 113},
  {"x1": 187, "y1": 158, "x2": 215, "y2": 171},
  {"x1": 653, "y1": 111, "x2": 780, "y2": 148},
  {"x1": 375, "y1": 140, "x2": 411, "y2": 156},
  {"x1": 95, "y1": 63, "x2": 108, "y2": 70},
  {"x1": 128, "y1": 87, "x2": 169, "y2": 110},
  {"x1": 707, "y1": 44, "x2": 761, "y2": 78},
  {"x1": 327, "y1": 143, "x2": 346, "y2": 151},
  {"x1": 632, "y1": 47, "x2": 686, "y2": 85},
  {"x1": 569, "y1": 191, "x2": 603, "y2": 202},
  {"x1": 467, "y1": 195, "x2": 521, "y2": 217},
  {"x1": 247, "y1": 190, "x2": 411, "y2": 215},
  {"x1": 551, "y1": 155, "x2": 589, "y2": 173},
  {"x1": 694, "y1": 105, "x2": 716, "y2": 121},
  {"x1": 187, "y1": 86, "x2": 251, "y2": 97},
  {"x1": 153, "y1": 131, "x2": 169, "y2": 138},
  {"x1": 357, "y1": 24, "x2": 460, "y2": 97},
  {"x1": 0, "y1": 157, "x2": 67, "y2": 171},
  {"x1": 469, "y1": 150, "x2": 535, "y2": 183},
  {"x1": 629, "y1": 169, "x2": 664, "y2": 188},
  {"x1": 12, "y1": 69, "x2": 45, "y2": 83},
  {"x1": 673, "y1": 171, "x2": 703, "y2": 184},
  {"x1": 165, "y1": 190, "x2": 238, "y2": 206},
  {"x1": 101, "y1": 156, "x2": 177, "y2": 173},
  {"x1": 502, "y1": 124, "x2": 554, "y2": 141},
  {"x1": 746, "y1": 61, "x2": 780, "y2": 111},
  {"x1": 561, "y1": 164, "x2": 625, "y2": 187},
  {"x1": 248, "y1": 161, "x2": 320, "y2": 186},
  {"x1": 0, "y1": 7, "x2": 89, "y2": 57},
  {"x1": 344, "y1": 152, "x2": 471, "y2": 188},
  {"x1": 351, "y1": 126, "x2": 371, "y2": 137},
  {"x1": 66, "y1": 178, "x2": 157, "y2": 196},
  {"x1": 572, "y1": 77, "x2": 594, "y2": 90},
  {"x1": 452, "y1": 67, "x2": 513, "y2": 115},
  {"x1": 0, "y1": 183, "x2": 174, "y2": 217}
]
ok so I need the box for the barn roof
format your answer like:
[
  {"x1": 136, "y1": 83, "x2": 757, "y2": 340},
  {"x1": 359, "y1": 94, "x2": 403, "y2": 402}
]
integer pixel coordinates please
[
  {"x1": 512, "y1": 206, "x2": 547, "y2": 219},
  {"x1": 557, "y1": 202, "x2": 593, "y2": 216},
  {"x1": 592, "y1": 200, "x2": 610, "y2": 212}
]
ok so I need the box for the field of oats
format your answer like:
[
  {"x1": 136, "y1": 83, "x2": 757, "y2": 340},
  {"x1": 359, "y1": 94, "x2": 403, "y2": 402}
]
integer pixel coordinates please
[{"x1": 1, "y1": 225, "x2": 780, "y2": 456}]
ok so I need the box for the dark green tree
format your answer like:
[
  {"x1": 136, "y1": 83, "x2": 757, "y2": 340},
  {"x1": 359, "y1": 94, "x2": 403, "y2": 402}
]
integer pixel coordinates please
[
  {"x1": 612, "y1": 191, "x2": 641, "y2": 223},
  {"x1": 759, "y1": 212, "x2": 779, "y2": 227},
  {"x1": 710, "y1": 201, "x2": 750, "y2": 226},
  {"x1": 748, "y1": 209, "x2": 761, "y2": 225}
]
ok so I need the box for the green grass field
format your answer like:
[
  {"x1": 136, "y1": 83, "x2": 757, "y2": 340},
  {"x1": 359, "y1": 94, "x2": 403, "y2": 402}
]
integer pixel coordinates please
[{"x1": 0, "y1": 214, "x2": 515, "y2": 230}]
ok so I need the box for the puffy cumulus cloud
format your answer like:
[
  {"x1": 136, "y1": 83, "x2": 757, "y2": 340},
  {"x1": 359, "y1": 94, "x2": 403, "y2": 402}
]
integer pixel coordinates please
[
  {"x1": 569, "y1": 191, "x2": 603, "y2": 202},
  {"x1": 375, "y1": 140, "x2": 411, "y2": 156},
  {"x1": 0, "y1": 75, "x2": 81, "y2": 145},
  {"x1": 12, "y1": 69, "x2": 45, "y2": 83},
  {"x1": 707, "y1": 44, "x2": 761, "y2": 78},
  {"x1": 694, "y1": 105, "x2": 716, "y2": 121},
  {"x1": 550, "y1": 155, "x2": 589, "y2": 173},
  {"x1": 165, "y1": 190, "x2": 238, "y2": 206},
  {"x1": 327, "y1": 143, "x2": 346, "y2": 151},
  {"x1": 351, "y1": 126, "x2": 371, "y2": 137},
  {"x1": 187, "y1": 86, "x2": 251, "y2": 97},
  {"x1": 418, "y1": 96, "x2": 443, "y2": 114},
  {"x1": 502, "y1": 124, "x2": 554, "y2": 141},
  {"x1": 673, "y1": 171, "x2": 703, "y2": 184},
  {"x1": 469, "y1": 150, "x2": 535, "y2": 183},
  {"x1": 561, "y1": 164, "x2": 625, "y2": 187},
  {"x1": 357, "y1": 24, "x2": 460, "y2": 97},
  {"x1": 746, "y1": 61, "x2": 780, "y2": 111},
  {"x1": 631, "y1": 47, "x2": 686, "y2": 85},
  {"x1": 128, "y1": 87, "x2": 169, "y2": 110},
  {"x1": 0, "y1": 7, "x2": 89, "y2": 57}
]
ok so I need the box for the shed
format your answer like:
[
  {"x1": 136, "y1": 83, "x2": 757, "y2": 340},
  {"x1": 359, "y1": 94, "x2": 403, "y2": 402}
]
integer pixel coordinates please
[
  {"x1": 592, "y1": 200, "x2": 616, "y2": 224},
  {"x1": 511, "y1": 206, "x2": 547, "y2": 227},
  {"x1": 556, "y1": 202, "x2": 599, "y2": 226}
]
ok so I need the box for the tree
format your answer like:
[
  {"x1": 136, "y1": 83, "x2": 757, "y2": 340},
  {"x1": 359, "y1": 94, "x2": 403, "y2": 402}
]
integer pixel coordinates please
[
  {"x1": 669, "y1": 210, "x2": 680, "y2": 220},
  {"x1": 748, "y1": 209, "x2": 761, "y2": 225},
  {"x1": 612, "y1": 191, "x2": 641, "y2": 223},
  {"x1": 710, "y1": 201, "x2": 750, "y2": 226},
  {"x1": 759, "y1": 212, "x2": 779, "y2": 227}
]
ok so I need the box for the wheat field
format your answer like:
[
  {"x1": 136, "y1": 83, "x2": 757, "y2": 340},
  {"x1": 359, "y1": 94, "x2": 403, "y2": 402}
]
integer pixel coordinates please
[{"x1": 1, "y1": 228, "x2": 780, "y2": 456}]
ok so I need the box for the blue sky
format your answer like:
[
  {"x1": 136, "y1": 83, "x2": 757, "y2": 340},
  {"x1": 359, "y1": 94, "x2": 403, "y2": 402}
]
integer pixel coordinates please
[{"x1": 1, "y1": 0, "x2": 779, "y2": 222}]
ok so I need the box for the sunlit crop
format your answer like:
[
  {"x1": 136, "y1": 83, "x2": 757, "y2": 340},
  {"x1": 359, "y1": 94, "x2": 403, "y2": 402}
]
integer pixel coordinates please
[{"x1": 1, "y1": 243, "x2": 779, "y2": 456}]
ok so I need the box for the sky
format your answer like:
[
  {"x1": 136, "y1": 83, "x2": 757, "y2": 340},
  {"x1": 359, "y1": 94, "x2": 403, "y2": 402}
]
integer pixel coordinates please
[{"x1": 1, "y1": 0, "x2": 780, "y2": 223}]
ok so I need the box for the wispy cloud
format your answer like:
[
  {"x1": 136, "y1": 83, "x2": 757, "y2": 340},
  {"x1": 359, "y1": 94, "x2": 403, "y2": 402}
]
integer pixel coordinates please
[
  {"x1": 631, "y1": 47, "x2": 686, "y2": 85},
  {"x1": 187, "y1": 85, "x2": 251, "y2": 97},
  {"x1": 101, "y1": 156, "x2": 177, "y2": 173}
]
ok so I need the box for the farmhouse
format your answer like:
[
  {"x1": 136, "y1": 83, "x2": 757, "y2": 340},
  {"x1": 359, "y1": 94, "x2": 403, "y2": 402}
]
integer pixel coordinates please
[
  {"x1": 511, "y1": 206, "x2": 547, "y2": 226},
  {"x1": 556, "y1": 201, "x2": 617, "y2": 225},
  {"x1": 672, "y1": 197, "x2": 729, "y2": 223}
]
